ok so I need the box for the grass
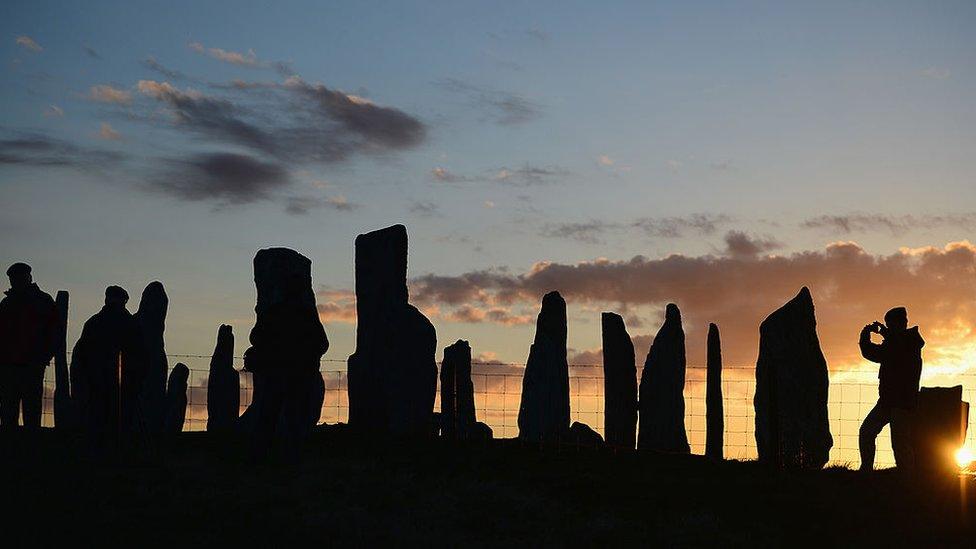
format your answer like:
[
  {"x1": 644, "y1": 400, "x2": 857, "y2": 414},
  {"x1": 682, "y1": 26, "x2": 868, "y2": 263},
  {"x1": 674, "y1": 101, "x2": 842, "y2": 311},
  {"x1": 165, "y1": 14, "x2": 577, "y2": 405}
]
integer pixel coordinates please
[{"x1": 2, "y1": 427, "x2": 974, "y2": 546}]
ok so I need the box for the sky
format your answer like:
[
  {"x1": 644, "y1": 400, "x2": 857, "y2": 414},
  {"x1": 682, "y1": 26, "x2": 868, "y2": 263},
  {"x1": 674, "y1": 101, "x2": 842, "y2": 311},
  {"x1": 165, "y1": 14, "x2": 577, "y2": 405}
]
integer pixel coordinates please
[{"x1": 2, "y1": 1, "x2": 975, "y2": 380}]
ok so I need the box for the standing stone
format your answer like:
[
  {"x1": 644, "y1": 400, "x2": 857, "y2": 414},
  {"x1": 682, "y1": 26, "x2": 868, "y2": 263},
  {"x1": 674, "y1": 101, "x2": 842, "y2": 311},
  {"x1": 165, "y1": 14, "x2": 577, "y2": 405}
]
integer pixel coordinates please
[
  {"x1": 911, "y1": 386, "x2": 969, "y2": 472},
  {"x1": 754, "y1": 287, "x2": 832, "y2": 469},
  {"x1": 206, "y1": 324, "x2": 239, "y2": 432},
  {"x1": 307, "y1": 371, "x2": 325, "y2": 428},
  {"x1": 163, "y1": 363, "x2": 189, "y2": 433},
  {"x1": 136, "y1": 281, "x2": 169, "y2": 432},
  {"x1": 241, "y1": 248, "x2": 329, "y2": 443},
  {"x1": 517, "y1": 291, "x2": 570, "y2": 442},
  {"x1": 602, "y1": 312, "x2": 637, "y2": 448},
  {"x1": 638, "y1": 303, "x2": 690, "y2": 453},
  {"x1": 53, "y1": 291, "x2": 71, "y2": 430},
  {"x1": 440, "y1": 340, "x2": 476, "y2": 439},
  {"x1": 347, "y1": 225, "x2": 437, "y2": 437},
  {"x1": 705, "y1": 323, "x2": 724, "y2": 460}
]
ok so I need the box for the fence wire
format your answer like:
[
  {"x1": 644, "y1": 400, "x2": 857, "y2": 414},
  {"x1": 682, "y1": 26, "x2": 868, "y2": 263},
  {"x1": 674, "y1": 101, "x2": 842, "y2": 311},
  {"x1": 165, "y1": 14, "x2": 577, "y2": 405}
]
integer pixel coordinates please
[{"x1": 35, "y1": 355, "x2": 976, "y2": 468}]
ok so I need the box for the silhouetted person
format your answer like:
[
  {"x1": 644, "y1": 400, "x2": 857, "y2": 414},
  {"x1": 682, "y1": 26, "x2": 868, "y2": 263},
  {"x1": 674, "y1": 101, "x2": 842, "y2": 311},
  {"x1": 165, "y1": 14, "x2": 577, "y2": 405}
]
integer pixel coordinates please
[
  {"x1": 858, "y1": 307, "x2": 923, "y2": 471},
  {"x1": 71, "y1": 286, "x2": 146, "y2": 449},
  {"x1": 0, "y1": 263, "x2": 58, "y2": 430}
]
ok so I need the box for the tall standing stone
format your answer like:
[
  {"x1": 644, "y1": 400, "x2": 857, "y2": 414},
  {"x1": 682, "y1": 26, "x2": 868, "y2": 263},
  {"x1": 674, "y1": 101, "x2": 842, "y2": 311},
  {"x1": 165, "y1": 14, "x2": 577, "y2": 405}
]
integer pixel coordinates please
[
  {"x1": 136, "y1": 281, "x2": 169, "y2": 432},
  {"x1": 206, "y1": 324, "x2": 239, "y2": 432},
  {"x1": 53, "y1": 290, "x2": 71, "y2": 430},
  {"x1": 347, "y1": 225, "x2": 437, "y2": 437},
  {"x1": 164, "y1": 362, "x2": 189, "y2": 433},
  {"x1": 241, "y1": 248, "x2": 330, "y2": 443},
  {"x1": 638, "y1": 303, "x2": 690, "y2": 453},
  {"x1": 705, "y1": 323, "x2": 724, "y2": 460},
  {"x1": 440, "y1": 340, "x2": 476, "y2": 439},
  {"x1": 754, "y1": 287, "x2": 832, "y2": 469},
  {"x1": 602, "y1": 312, "x2": 637, "y2": 448},
  {"x1": 517, "y1": 291, "x2": 570, "y2": 442}
]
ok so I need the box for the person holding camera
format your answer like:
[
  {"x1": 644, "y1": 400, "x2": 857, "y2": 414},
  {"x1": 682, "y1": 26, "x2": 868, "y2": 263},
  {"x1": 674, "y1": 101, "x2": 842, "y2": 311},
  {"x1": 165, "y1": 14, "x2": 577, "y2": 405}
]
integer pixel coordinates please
[{"x1": 858, "y1": 307, "x2": 924, "y2": 471}]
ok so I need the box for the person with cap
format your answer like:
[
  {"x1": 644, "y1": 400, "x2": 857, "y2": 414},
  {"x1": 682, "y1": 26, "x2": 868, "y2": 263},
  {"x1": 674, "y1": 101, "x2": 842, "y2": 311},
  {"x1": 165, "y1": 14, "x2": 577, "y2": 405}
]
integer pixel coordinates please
[
  {"x1": 71, "y1": 286, "x2": 146, "y2": 447},
  {"x1": 858, "y1": 307, "x2": 924, "y2": 471},
  {"x1": 0, "y1": 262, "x2": 58, "y2": 429}
]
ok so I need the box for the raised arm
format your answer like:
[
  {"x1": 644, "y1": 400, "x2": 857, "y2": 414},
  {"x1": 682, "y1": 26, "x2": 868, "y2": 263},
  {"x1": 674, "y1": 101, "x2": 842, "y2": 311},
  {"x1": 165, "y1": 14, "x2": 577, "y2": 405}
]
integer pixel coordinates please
[{"x1": 859, "y1": 325, "x2": 885, "y2": 363}]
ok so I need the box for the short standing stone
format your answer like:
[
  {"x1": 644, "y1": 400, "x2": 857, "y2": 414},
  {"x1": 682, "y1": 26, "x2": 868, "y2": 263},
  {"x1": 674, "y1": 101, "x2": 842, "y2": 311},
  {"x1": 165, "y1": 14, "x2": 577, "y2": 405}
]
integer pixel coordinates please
[
  {"x1": 164, "y1": 363, "x2": 189, "y2": 433},
  {"x1": 440, "y1": 340, "x2": 476, "y2": 439},
  {"x1": 518, "y1": 291, "x2": 570, "y2": 442},
  {"x1": 638, "y1": 304, "x2": 690, "y2": 453},
  {"x1": 53, "y1": 291, "x2": 71, "y2": 430},
  {"x1": 206, "y1": 324, "x2": 239, "y2": 432},
  {"x1": 754, "y1": 287, "x2": 832, "y2": 468},
  {"x1": 911, "y1": 386, "x2": 969, "y2": 472},
  {"x1": 705, "y1": 323, "x2": 724, "y2": 460},
  {"x1": 602, "y1": 312, "x2": 637, "y2": 449}
]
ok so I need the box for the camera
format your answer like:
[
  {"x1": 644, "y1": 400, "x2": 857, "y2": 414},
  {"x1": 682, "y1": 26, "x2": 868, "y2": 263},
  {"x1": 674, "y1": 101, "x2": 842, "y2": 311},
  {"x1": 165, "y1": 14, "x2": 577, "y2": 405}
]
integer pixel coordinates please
[{"x1": 870, "y1": 321, "x2": 888, "y2": 337}]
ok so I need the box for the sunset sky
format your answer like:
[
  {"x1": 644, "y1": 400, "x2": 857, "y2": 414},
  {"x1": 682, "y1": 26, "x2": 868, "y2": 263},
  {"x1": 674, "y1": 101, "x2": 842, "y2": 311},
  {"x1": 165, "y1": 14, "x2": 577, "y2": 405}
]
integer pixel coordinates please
[{"x1": 2, "y1": 1, "x2": 975, "y2": 382}]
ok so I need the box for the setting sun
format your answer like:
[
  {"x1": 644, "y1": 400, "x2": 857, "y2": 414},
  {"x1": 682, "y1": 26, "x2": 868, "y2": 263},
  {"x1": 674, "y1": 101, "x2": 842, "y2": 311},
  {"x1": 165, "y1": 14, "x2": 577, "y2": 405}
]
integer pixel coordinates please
[{"x1": 956, "y1": 447, "x2": 975, "y2": 469}]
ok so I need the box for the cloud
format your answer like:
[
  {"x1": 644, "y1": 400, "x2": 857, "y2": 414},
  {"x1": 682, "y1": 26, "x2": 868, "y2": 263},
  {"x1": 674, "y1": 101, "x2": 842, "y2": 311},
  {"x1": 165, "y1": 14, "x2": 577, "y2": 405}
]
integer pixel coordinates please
[
  {"x1": 541, "y1": 221, "x2": 612, "y2": 244},
  {"x1": 98, "y1": 122, "x2": 121, "y2": 141},
  {"x1": 43, "y1": 105, "x2": 64, "y2": 118},
  {"x1": 541, "y1": 214, "x2": 732, "y2": 243},
  {"x1": 409, "y1": 201, "x2": 441, "y2": 218},
  {"x1": 920, "y1": 67, "x2": 950, "y2": 80},
  {"x1": 88, "y1": 85, "x2": 132, "y2": 105},
  {"x1": 0, "y1": 132, "x2": 125, "y2": 169},
  {"x1": 493, "y1": 164, "x2": 567, "y2": 185},
  {"x1": 598, "y1": 155, "x2": 615, "y2": 166},
  {"x1": 431, "y1": 166, "x2": 474, "y2": 183},
  {"x1": 316, "y1": 289, "x2": 357, "y2": 324},
  {"x1": 188, "y1": 41, "x2": 293, "y2": 75},
  {"x1": 410, "y1": 240, "x2": 976, "y2": 371},
  {"x1": 151, "y1": 152, "x2": 289, "y2": 205},
  {"x1": 141, "y1": 57, "x2": 188, "y2": 81},
  {"x1": 135, "y1": 78, "x2": 426, "y2": 165},
  {"x1": 284, "y1": 194, "x2": 359, "y2": 215},
  {"x1": 801, "y1": 213, "x2": 976, "y2": 236},
  {"x1": 15, "y1": 36, "x2": 42, "y2": 53},
  {"x1": 722, "y1": 230, "x2": 782, "y2": 259},
  {"x1": 436, "y1": 78, "x2": 540, "y2": 126},
  {"x1": 83, "y1": 44, "x2": 100, "y2": 59}
]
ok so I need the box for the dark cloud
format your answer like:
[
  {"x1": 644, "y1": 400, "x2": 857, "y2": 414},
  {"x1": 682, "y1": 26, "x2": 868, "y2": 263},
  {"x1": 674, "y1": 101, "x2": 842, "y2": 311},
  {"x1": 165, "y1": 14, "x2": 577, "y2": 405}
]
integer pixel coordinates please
[
  {"x1": 410, "y1": 241, "x2": 976, "y2": 370},
  {"x1": 152, "y1": 152, "x2": 289, "y2": 205},
  {"x1": 284, "y1": 194, "x2": 359, "y2": 215},
  {"x1": 0, "y1": 133, "x2": 125, "y2": 169},
  {"x1": 722, "y1": 230, "x2": 783, "y2": 259},
  {"x1": 541, "y1": 214, "x2": 732, "y2": 243},
  {"x1": 436, "y1": 78, "x2": 540, "y2": 126},
  {"x1": 801, "y1": 213, "x2": 976, "y2": 236},
  {"x1": 83, "y1": 44, "x2": 101, "y2": 59},
  {"x1": 409, "y1": 201, "x2": 441, "y2": 218},
  {"x1": 136, "y1": 78, "x2": 426, "y2": 166},
  {"x1": 493, "y1": 164, "x2": 567, "y2": 185},
  {"x1": 141, "y1": 57, "x2": 188, "y2": 81}
]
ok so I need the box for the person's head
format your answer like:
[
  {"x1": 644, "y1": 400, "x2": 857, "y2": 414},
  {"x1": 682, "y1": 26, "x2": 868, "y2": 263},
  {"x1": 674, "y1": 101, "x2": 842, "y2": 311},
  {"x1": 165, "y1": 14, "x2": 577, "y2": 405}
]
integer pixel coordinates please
[
  {"x1": 884, "y1": 307, "x2": 909, "y2": 332},
  {"x1": 104, "y1": 285, "x2": 129, "y2": 308},
  {"x1": 6, "y1": 263, "x2": 32, "y2": 290}
]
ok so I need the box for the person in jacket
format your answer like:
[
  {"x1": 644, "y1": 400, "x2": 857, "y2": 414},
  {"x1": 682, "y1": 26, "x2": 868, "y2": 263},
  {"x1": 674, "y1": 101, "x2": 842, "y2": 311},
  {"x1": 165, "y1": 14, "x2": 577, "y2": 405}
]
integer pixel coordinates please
[
  {"x1": 858, "y1": 307, "x2": 924, "y2": 471},
  {"x1": 0, "y1": 263, "x2": 58, "y2": 429},
  {"x1": 71, "y1": 286, "x2": 146, "y2": 447}
]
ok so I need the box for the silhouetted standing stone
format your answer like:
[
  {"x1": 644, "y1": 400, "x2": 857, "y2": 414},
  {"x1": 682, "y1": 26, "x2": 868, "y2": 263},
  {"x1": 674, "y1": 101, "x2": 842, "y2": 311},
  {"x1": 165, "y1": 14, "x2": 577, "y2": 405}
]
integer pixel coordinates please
[
  {"x1": 602, "y1": 312, "x2": 637, "y2": 448},
  {"x1": 912, "y1": 386, "x2": 969, "y2": 472},
  {"x1": 53, "y1": 291, "x2": 71, "y2": 430},
  {"x1": 241, "y1": 248, "x2": 329, "y2": 446},
  {"x1": 308, "y1": 371, "x2": 325, "y2": 427},
  {"x1": 136, "y1": 281, "x2": 169, "y2": 432},
  {"x1": 440, "y1": 340, "x2": 476, "y2": 439},
  {"x1": 347, "y1": 225, "x2": 437, "y2": 437},
  {"x1": 518, "y1": 291, "x2": 570, "y2": 442},
  {"x1": 163, "y1": 363, "x2": 189, "y2": 433},
  {"x1": 206, "y1": 324, "x2": 239, "y2": 432},
  {"x1": 754, "y1": 287, "x2": 832, "y2": 469},
  {"x1": 638, "y1": 304, "x2": 690, "y2": 453},
  {"x1": 706, "y1": 323, "x2": 724, "y2": 460}
]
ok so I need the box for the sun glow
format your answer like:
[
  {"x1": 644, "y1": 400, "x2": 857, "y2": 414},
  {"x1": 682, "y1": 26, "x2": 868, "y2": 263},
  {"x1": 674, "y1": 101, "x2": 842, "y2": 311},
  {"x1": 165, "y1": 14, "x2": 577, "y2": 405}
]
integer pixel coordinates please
[{"x1": 955, "y1": 447, "x2": 974, "y2": 469}]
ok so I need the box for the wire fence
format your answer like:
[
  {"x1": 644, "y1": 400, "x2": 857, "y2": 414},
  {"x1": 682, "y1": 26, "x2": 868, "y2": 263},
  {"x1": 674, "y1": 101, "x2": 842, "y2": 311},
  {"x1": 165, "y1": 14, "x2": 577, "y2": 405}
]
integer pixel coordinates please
[{"x1": 35, "y1": 355, "x2": 976, "y2": 468}]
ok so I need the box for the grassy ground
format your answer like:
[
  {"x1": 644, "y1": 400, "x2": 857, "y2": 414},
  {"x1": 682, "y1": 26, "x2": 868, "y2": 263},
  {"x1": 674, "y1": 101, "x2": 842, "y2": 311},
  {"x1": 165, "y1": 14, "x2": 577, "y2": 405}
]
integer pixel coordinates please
[{"x1": 3, "y1": 427, "x2": 974, "y2": 547}]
